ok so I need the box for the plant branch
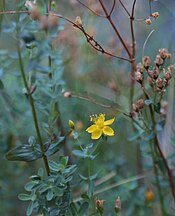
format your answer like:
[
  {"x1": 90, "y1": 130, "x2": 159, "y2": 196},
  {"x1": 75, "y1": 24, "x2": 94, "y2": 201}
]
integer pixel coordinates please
[
  {"x1": 98, "y1": 0, "x2": 132, "y2": 59},
  {"x1": 17, "y1": 42, "x2": 50, "y2": 176},
  {"x1": 109, "y1": 0, "x2": 116, "y2": 16},
  {"x1": 76, "y1": 0, "x2": 105, "y2": 17},
  {"x1": 118, "y1": 0, "x2": 131, "y2": 17}
]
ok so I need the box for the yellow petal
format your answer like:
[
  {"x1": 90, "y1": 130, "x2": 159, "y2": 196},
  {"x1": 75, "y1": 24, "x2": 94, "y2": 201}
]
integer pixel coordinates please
[
  {"x1": 103, "y1": 126, "x2": 114, "y2": 136},
  {"x1": 104, "y1": 117, "x2": 115, "y2": 126},
  {"x1": 97, "y1": 114, "x2": 105, "y2": 124},
  {"x1": 91, "y1": 129, "x2": 102, "y2": 140},
  {"x1": 86, "y1": 124, "x2": 98, "y2": 133}
]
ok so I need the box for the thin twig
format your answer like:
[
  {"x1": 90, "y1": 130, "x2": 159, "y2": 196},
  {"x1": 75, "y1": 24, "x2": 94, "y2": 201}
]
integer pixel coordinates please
[
  {"x1": 98, "y1": 0, "x2": 132, "y2": 59},
  {"x1": 109, "y1": 0, "x2": 116, "y2": 16},
  {"x1": 76, "y1": 0, "x2": 105, "y2": 17},
  {"x1": 118, "y1": 0, "x2": 131, "y2": 17}
]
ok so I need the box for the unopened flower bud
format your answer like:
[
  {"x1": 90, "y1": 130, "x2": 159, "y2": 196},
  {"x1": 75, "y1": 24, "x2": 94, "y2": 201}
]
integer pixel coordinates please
[
  {"x1": 136, "y1": 62, "x2": 144, "y2": 73},
  {"x1": 145, "y1": 18, "x2": 152, "y2": 25},
  {"x1": 155, "y1": 55, "x2": 163, "y2": 67},
  {"x1": 156, "y1": 78, "x2": 164, "y2": 90},
  {"x1": 63, "y1": 91, "x2": 72, "y2": 98},
  {"x1": 132, "y1": 99, "x2": 144, "y2": 112},
  {"x1": 95, "y1": 199, "x2": 105, "y2": 214},
  {"x1": 145, "y1": 190, "x2": 154, "y2": 202},
  {"x1": 68, "y1": 120, "x2": 75, "y2": 130},
  {"x1": 115, "y1": 196, "x2": 121, "y2": 213},
  {"x1": 143, "y1": 56, "x2": 151, "y2": 69},
  {"x1": 75, "y1": 16, "x2": 82, "y2": 27},
  {"x1": 30, "y1": 5, "x2": 40, "y2": 20},
  {"x1": 39, "y1": 15, "x2": 49, "y2": 30},
  {"x1": 135, "y1": 71, "x2": 142, "y2": 83},
  {"x1": 159, "y1": 48, "x2": 169, "y2": 59},
  {"x1": 48, "y1": 14, "x2": 58, "y2": 28},
  {"x1": 151, "y1": 12, "x2": 159, "y2": 19},
  {"x1": 164, "y1": 71, "x2": 171, "y2": 80},
  {"x1": 168, "y1": 65, "x2": 174, "y2": 73},
  {"x1": 148, "y1": 68, "x2": 158, "y2": 80}
]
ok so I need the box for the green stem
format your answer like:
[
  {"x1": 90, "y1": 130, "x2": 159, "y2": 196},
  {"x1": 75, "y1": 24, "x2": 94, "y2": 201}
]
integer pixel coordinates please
[
  {"x1": 17, "y1": 43, "x2": 50, "y2": 176},
  {"x1": 149, "y1": 141, "x2": 167, "y2": 216}
]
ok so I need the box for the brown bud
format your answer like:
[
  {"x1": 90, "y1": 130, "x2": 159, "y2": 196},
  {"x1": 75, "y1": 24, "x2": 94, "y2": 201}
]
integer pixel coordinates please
[
  {"x1": 63, "y1": 91, "x2": 72, "y2": 98},
  {"x1": 48, "y1": 14, "x2": 58, "y2": 28},
  {"x1": 75, "y1": 16, "x2": 82, "y2": 27},
  {"x1": 115, "y1": 196, "x2": 121, "y2": 213},
  {"x1": 30, "y1": 5, "x2": 40, "y2": 20},
  {"x1": 164, "y1": 71, "x2": 172, "y2": 80},
  {"x1": 155, "y1": 55, "x2": 163, "y2": 67},
  {"x1": 39, "y1": 15, "x2": 49, "y2": 30},
  {"x1": 136, "y1": 62, "x2": 144, "y2": 73},
  {"x1": 159, "y1": 48, "x2": 169, "y2": 59},
  {"x1": 151, "y1": 12, "x2": 159, "y2": 19},
  {"x1": 148, "y1": 68, "x2": 158, "y2": 80},
  {"x1": 145, "y1": 18, "x2": 152, "y2": 25},
  {"x1": 168, "y1": 65, "x2": 174, "y2": 73},
  {"x1": 143, "y1": 56, "x2": 151, "y2": 69},
  {"x1": 160, "y1": 100, "x2": 168, "y2": 117},
  {"x1": 132, "y1": 99, "x2": 144, "y2": 112},
  {"x1": 156, "y1": 78, "x2": 164, "y2": 90},
  {"x1": 135, "y1": 71, "x2": 142, "y2": 83},
  {"x1": 95, "y1": 199, "x2": 105, "y2": 214}
]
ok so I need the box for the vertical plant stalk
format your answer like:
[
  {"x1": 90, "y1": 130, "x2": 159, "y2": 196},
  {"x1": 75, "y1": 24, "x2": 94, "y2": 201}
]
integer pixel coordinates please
[
  {"x1": 149, "y1": 141, "x2": 167, "y2": 216},
  {"x1": 143, "y1": 89, "x2": 175, "y2": 201},
  {"x1": 17, "y1": 43, "x2": 50, "y2": 176}
]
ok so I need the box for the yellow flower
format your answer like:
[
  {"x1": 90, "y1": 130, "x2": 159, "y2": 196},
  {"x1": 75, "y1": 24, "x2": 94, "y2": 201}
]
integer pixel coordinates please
[{"x1": 86, "y1": 114, "x2": 115, "y2": 140}]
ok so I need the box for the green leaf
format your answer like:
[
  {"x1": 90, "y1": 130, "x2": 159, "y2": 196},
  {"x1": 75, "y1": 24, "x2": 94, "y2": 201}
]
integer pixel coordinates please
[
  {"x1": 69, "y1": 202, "x2": 79, "y2": 215},
  {"x1": 46, "y1": 136, "x2": 65, "y2": 156},
  {"x1": 0, "y1": 80, "x2": 4, "y2": 89},
  {"x1": 26, "y1": 201, "x2": 34, "y2": 216},
  {"x1": 6, "y1": 144, "x2": 42, "y2": 162},
  {"x1": 49, "y1": 160, "x2": 61, "y2": 172},
  {"x1": 18, "y1": 193, "x2": 31, "y2": 201},
  {"x1": 61, "y1": 156, "x2": 69, "y2": 168},
  {"x1": 144, "y1": 99, "x2": 152, "y2": 106},
  {"x1": 72, "y1": 150, "x2": 86, "y2": 158},
  {"x1": 46, "y1": 190, "x2": 54, "y2": 201}
]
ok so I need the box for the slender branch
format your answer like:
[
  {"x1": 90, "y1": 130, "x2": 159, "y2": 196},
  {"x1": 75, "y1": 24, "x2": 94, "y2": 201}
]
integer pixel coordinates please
[
  {"x1": 76, "y1": 0, "x2": 105, "y2": 17},
  {"x1": 143, "y1": 88, "x2": 175, "y2": 200},
  {"x1": 98, "y1": 0, "x2": 132, "y2": 59},
  {"x1": 109, "y1": 0, "x2": 116, "y2": 16},
  {"x1": 17, "y1": 42, "x2": 50, "y2": 176},
  {"x1": 129, "y1": 0, "x2": 137, "y2": 109},
  {"x1": 149, "y1": 0, "x2": 152, "y2": 16},
  {"x1": 118, "y1": 0, "x2": 131, "y2": 17}
]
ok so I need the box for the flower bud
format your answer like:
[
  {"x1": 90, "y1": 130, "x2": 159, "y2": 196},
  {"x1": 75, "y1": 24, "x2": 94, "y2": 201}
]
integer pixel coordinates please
[
  {"x1": 135, "y1": 71, "x2": 142, "y2": 83},
  {"x1": 68, "y1": 120, "x2": 75, "y2": 130},
  {"x1": 168, "y1": 65, "x2": 174, "y2": 73},
  {"x1": 151, "y1": 12, "x2": 159, "y2": 19},
  {"x1": 145, "y1": 190, "x2": 154, "y2": 202},
  {"x1": 143, "y1": 56, "x2": 151, "y2": 69},
  {"x1": 63, "y1": 91, "x2": 72, "y2": 98},
  {"x1": 156, "y1": 78, "x2": 164, "y2": 90},
  {"x1": 30, "y1": 5, "x2": 40, "y2": 20},
  {"x1": 75, "y1": 16, "x2": 82, "y2": 27},
  {"x1": 159, "y1": 48, "x2": 169, "y2": 59},
  {"x1": 145, "y1": 18, "x2": 152, "y2": 25},
  {"x1": 155, "y1": 55, "x2": 163, "y2": 67},
  {"x1": 95, "y1": 199, "x2": 105, "y2": 214},
  {"x1": 164, "y1": 71, "x2": 171, "y2": 80},
  {"x1": 115, "y1": 196, "x2": 121, "y2": 213},
  {"x1": 148, "y1": 68, "x2": 158, "y2": 80},
  {"x1": 136, "y1": 62, "x2": 144, "y2": 73}
]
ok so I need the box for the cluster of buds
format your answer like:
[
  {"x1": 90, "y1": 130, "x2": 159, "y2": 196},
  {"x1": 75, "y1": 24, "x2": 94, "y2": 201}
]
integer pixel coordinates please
[
  {"x1": 136, "y1": 49, "x2": 173, "y2": 92},
  {"x1": 132, "y1": 99, "x2": 144, "y2": 113},
  {"x1": 25, "y1": 1, "x2": 58, "y2": 30},
  {"x1": 134, "y1": 62, "x2": 144, "y2": 84},
  {"x1": 95, "y1": 196, "x2": 121, "y2": 214},
  {"x1": 145, "y1": 11, "x2": 159, "y2": 25}
]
